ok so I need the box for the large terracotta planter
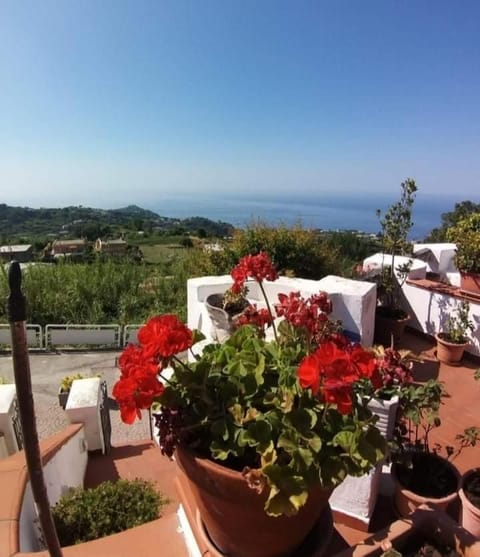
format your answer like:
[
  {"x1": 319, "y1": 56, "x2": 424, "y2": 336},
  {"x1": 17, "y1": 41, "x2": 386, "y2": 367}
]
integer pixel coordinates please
[
  {"x1": 460, "y1": 271, "x2": 480, "y2": 297},
  {"x1": 175, "y1": 446, "x2": 333, "y2": 557},
  {"x1": 374, "y1": 308, "x2": 410, "y2": 347},
  {"x1": 391, "y1": 453, "x2": 460, "y2": 517},
  {"x1": 436, "y1": 333, "x2": 469, "y2": 364},
  {"x1": 459, "y1": 468, "x2": 480, "y2": 537}
]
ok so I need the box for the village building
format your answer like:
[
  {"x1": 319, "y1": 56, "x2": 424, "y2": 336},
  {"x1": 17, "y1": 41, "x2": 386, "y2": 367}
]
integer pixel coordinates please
[
  {"x1": 94, "y1": 238, "x2": 128, "y2": 256},
  {"x1": 51, "y1": 239, "x2": 87, "y2": 257},
  {"x1": 0, "y1": 244, "x2": 33, "y2": 262}
]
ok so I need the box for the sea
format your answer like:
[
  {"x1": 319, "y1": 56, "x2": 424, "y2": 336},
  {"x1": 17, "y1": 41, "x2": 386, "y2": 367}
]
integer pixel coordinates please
[{"x1": 152, "y1": 191, "x2": 477, "y2": 240}]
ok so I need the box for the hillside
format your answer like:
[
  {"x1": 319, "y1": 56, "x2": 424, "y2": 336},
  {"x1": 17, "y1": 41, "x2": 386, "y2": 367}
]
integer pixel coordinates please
[{"x1": 0, "y1": 203, "x2": 234, "y2": 239}]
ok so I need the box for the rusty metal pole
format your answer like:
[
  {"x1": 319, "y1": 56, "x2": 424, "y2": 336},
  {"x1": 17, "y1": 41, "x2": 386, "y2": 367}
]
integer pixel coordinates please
[{"x1": 7, "y1": 261, "x2": 63, "y2": 556}]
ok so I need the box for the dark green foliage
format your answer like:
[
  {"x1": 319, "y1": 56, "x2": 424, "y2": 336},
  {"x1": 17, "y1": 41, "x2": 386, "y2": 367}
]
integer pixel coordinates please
[
  {"x1": 323, "y1": 231, "x2": 381, "y2": 276},
  {"x1": 0, "y1": 203, "x2": 233, "y2": 239},
  {"x1": 52, "y1": 479, "x2": 165, "y2": 546},
  {"x1": 426, "y1": 200, "x2": 480, "y2": 242}
]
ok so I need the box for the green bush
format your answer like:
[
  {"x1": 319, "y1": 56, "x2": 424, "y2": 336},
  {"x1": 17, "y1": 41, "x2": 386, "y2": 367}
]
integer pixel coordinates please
[
  {"x1": 52, "y1": 479, "x2": 166, "y2": 546},
  {"x1": 208, "y1": 222, "x2": 340, "y2": 279},
  {"x1": 446, "y1": 212, "x2": 480, "y2": 274}
]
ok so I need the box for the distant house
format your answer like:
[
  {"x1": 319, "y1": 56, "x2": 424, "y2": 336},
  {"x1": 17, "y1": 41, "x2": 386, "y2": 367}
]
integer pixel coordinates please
[
  {"x1": 94, "y1": 238, "x2": 128, "y2": 257},
  {"x1": 0, "y1": 244, "x2": 33, "y2": 262},
  {"x1": 51, "y1": 239, "x2": 87, "y2": 257}
]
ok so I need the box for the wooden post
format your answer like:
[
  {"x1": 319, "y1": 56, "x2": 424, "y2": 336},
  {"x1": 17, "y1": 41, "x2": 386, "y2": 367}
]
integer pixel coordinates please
[{"x1": 7, "y1": 261, "x2": 63, "y2": 556}]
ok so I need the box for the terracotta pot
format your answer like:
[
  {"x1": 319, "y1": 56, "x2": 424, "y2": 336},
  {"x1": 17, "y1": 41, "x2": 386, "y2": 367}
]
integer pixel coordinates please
[
  {"x1": 374, "y1": 309, "x2": 410, "y2": 347},
  {"x1": 334, "y1": 505, "x2": 480, "y2": 557},
  {"x1": 436, "y1": 333, "x2": 469, "y2": 364},
  {"x1": 391, "y1": 453, "x2": 460, "y2": 517},
  {"x1": 175, "y1": 446, "x2": 333, "y2": 557},
  {"x1": 460, "y1": 272, "x2": 480, "y2": 297},
  {"x1": 459, "y1": 468, "x2": 480, "y2": 537}
]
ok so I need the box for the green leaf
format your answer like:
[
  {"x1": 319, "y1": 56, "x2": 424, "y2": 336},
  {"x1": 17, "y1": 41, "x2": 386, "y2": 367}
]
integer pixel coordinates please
[{"x1": 333, "y1": 430, "x2": 357, "y2": 455}]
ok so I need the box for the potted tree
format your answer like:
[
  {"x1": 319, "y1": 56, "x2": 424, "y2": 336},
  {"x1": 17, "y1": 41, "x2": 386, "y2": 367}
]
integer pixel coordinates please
[
  {"x1": 436, "y1": 300, "x2": 474, "y2": 364},
  {"x1": 447, "y1": 212, "x2": 480, "y2": 296},
  {"x1": 374, "y1": 179, "x2": 417, "y2": 346}
]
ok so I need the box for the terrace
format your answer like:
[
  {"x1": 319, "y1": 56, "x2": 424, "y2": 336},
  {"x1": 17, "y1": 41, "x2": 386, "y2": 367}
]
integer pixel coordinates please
[{"x1": 0, "y1": 243, "x2": 479, "y2": 556}]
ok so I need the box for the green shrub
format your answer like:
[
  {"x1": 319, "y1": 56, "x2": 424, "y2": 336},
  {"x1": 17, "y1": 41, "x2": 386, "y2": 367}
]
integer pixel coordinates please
[
  {"x1": 52, "y1": 479, "x2": 166, "y2": 545},
  {"x1": 208, "y1": 222, "x2": 340, "y2": 279},
  {"x1": 446, "y1": 212, "x2": 480, "y2": 274}
]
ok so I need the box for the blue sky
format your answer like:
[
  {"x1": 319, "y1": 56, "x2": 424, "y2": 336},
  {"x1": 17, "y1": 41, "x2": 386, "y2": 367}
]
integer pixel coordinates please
[{"x1": 1, "y1": 0, "x2": 479, "y2": 208}]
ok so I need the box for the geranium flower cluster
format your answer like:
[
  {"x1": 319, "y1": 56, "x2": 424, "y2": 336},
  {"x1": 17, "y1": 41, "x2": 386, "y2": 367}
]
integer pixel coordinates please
[
  {"x1": 113, "y1": 315, "x2": 193, "y2": 424},
  {"x1": 298, "y1": 340, "x2": 383, "y2": 414},
  {"x1": 275, "y1": 291, "x2": 332, "y2": 339},
  {"x1": 231, "y1": 251, "x2": 278, "y2": 293}
]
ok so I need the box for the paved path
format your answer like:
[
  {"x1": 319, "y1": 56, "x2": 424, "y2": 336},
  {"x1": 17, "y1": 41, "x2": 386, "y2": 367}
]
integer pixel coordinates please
[{"x1": 0, "y1": 350, "x2": 151, "y2": 445}]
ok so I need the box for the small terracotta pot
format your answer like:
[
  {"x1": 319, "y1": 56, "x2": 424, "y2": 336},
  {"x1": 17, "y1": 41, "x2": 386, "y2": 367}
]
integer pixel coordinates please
[
  {"x1": 391, "y1": 453, "x2": 460, "y2": 517},
  {"x1": 175, "y1": 446, "x2": 333, "y2": 557},
  {"x1": 459, "y1": 468, "x2": 480, "y2": 537},
  {"x1": 460, "y1": 271, "x2": 480, "y2": 297},
  {"x1": 436, "y1": 334, "x2": 469, "y2": 364}
]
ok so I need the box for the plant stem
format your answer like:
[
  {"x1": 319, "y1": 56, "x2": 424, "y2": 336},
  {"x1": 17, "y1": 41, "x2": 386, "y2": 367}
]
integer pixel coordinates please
[{"x1": 258, "y1": 281, "x2": 278, "y2": 342}]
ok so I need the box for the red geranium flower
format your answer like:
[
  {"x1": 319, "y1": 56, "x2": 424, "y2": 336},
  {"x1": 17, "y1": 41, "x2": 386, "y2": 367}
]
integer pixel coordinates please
[
  {"x1": 297, "y1": 341, "x2": 378, "y2": 415},
  {"x1": 119, "y1": 343, "x2": 159, "y2": 378},
  {"x1": 138, "y1": 314, "x2": 193, "y2": 359},
  {"x1": 113, "y1": 374, "x2": 165, "y2": 424},
  {"x1": 236, "y1": 304, "x2": 273, "y2": 331},
  {"x1": 231, "y1": 252, "x2": 278, "y2": 293}
]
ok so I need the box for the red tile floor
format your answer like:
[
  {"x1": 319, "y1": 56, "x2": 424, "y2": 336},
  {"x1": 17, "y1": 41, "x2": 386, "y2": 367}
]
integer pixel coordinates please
[{"x1": 84, "y1": 330, "x2": 480, "y2": 555}]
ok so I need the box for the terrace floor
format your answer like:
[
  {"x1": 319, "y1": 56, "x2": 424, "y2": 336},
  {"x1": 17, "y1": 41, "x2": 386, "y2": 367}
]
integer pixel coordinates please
[{"x1": 81, "y1": 329, "x2": 480, "y2": 555}]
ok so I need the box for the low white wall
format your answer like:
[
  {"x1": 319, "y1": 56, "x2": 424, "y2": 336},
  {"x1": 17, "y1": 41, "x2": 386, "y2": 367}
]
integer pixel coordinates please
[
  {"x1": 19, "y1": 426, "x2": 88, "y2": 552},
  {"x1": 402, "y1": 282, "x2": 480, "y2": 357},
  {"x1": 187, "y1": 274, "x2": 376, "y2": 346}
]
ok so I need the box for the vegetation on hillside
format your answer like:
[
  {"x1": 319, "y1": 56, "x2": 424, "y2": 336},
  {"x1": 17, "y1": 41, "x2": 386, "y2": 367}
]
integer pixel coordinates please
[{"x1": 0, "y1": 203, "x2": 234, "y2": 241}]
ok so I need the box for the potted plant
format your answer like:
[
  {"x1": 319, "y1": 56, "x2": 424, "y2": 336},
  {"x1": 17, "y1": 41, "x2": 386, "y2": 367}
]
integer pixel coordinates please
[
  {"x1": 447, "y1": 212, "x2": 480, "y2": 295},
  {"x1": 460, "y1": 467, "x2": 480, "y2": 537},
  {"x1": 436, "y1": 300, "x2": 474, "y2": 364},
  {"x1": 205, "y1": 285, "x2": 250, "y2": 341},
  {"x1": 113, "y1": 252, "x2": 387, "y2": 557},
  {"x1": 334, "y1": 505, "x2": 480, "y2": 557},
  {"x1": 58, "y1": 372, "x2": 101, "y2": 409},
  {"x1": 329, "y1": 347, "x2": 415, "y2": 529},
  {"x1": 391, "y1": 380, "x2": 478, "y2": 517},
  {"x1": 58, "y1": 373, "x2": 87, "y2": 409},
  {"x1": 374, "y1": 179, "x2": 417, "y2": 346}
]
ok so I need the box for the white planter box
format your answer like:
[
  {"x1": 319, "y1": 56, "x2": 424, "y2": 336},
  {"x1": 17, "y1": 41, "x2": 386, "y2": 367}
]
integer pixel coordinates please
[{"x1": 329, "y1": 395, "x2": 399, "y2": 528}]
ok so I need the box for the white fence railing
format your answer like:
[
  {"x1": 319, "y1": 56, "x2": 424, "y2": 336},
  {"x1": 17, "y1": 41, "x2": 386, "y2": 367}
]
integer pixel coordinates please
[
  {"x1": 0, "y1": 324, "x2": 43, "y2": 349},
  {"x1": 0, "y1": 323, "x2": 144, "y2": 350}
]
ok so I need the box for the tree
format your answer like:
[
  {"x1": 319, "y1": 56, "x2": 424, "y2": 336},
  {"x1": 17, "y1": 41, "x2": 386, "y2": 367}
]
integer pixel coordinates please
[{"x1": 425, "y1": 200, "x2": 480, "y2": 242}]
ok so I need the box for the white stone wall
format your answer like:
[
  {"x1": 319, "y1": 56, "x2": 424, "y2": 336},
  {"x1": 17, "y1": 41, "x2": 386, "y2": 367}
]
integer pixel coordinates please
[
  {"x1": 19, "y1": 426, "x2": 88, "y2": 551},
  {"x1": 66, "y1": 377, "x2": 105, "y2": 452},
  {"x1": 403, "y1": 282, "x2": 480, "y2": 357},
  {"x1": 187, "y1": 274, "x2": 376, "y2": 346}
]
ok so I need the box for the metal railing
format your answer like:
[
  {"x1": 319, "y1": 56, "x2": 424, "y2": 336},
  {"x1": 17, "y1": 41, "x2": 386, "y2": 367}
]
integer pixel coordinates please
[{"x1": 0, "y1": 323, "x2": 143, "y2": 351}]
